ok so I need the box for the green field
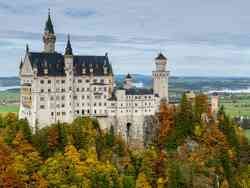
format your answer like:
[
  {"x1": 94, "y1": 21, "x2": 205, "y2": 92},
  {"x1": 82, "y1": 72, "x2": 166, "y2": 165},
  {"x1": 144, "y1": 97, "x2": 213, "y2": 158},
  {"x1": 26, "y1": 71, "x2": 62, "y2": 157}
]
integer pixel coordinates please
[
  {"x1": 220, "y1": 94, "x2": 250, "y2": 117},
  {"x1": 0, "y1": 89, "x2": 19, "y2": 102},
  {"x1": 0, "y1": 105, "x2": 19, "y2": 114}
]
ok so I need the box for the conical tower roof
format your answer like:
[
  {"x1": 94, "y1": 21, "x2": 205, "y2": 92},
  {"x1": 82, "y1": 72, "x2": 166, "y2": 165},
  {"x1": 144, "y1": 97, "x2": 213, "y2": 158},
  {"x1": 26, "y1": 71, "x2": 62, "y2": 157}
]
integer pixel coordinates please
[
  {"x1": 45, "y1": 9, "x2": 55, "y2": 34},
  {"x1": 65, "y1": 34, "x2": 73, "y2": 55}
]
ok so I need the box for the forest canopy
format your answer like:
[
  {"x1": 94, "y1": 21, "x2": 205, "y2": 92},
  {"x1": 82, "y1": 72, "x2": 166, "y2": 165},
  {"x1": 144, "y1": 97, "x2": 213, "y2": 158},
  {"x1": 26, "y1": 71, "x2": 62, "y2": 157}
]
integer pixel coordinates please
[{"x1": 0, "y1": 93, "x2": 249, "y2": 188}]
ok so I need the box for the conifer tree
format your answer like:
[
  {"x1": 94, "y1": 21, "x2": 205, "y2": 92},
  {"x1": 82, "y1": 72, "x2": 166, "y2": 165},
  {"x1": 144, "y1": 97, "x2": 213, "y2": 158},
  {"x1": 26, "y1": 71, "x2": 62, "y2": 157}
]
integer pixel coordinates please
[{"x1": 176, "y1": 93, "x2": 195, "y2": 138}]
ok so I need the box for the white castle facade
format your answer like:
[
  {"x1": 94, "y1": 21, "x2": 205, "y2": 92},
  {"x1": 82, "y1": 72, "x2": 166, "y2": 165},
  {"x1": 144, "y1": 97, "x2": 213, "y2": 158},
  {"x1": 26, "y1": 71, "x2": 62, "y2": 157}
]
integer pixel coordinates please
[{"x1": 19, "y1": 13, "x2": 169, "y2": 145}]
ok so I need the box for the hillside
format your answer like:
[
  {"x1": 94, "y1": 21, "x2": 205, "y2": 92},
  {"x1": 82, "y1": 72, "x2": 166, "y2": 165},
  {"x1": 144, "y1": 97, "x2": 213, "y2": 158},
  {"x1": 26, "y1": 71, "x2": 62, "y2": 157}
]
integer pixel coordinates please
[{"x1": 0, "y1": 95, "x2": 249, "y2": 187}]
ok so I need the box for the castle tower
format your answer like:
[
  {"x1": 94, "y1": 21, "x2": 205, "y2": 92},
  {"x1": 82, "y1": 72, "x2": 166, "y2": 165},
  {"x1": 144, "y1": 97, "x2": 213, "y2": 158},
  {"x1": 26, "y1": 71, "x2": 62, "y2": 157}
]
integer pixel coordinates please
[
  {"x1": 124, "y1": 73, "x2": 133, "y2": 89},
  {"x1": 211, "y1": 93, "x2": 219, "y2": 114},
  {"x1": 152, "y1": 53, "x2": 169, "y2": 102},
  {"x1": 43, "y1": 10, "x2": 56, "y2": 53},
  {"x1": 64, "y1": 35, "x2": 74, "y2": 122}
]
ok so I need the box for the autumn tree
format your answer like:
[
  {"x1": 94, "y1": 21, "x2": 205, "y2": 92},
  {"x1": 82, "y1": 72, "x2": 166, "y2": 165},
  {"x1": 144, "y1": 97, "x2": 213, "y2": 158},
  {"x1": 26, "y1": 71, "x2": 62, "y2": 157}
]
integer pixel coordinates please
[
  {"x1": 157, "y1": 101, "x2": 175, "y2": 149},
  {"x1": 194, "y1": 94, "x2": 209, "y2": 122},
  {"x1": 135, "y1": 172, "x2": 151, "y2": 188}
]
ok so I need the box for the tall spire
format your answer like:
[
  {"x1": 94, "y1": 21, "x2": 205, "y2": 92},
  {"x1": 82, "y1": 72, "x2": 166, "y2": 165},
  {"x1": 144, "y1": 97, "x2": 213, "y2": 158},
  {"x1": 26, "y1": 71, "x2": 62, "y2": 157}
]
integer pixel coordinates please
[
  {"x1": 65, "y1": 34, "x2": 73, "y2": 55},
  {"x1": 43, "y1": 9, "x2": 56, "y2": 53},
  {"x1": 45, "y1": 8, "x2": 54, "y2": 34}
]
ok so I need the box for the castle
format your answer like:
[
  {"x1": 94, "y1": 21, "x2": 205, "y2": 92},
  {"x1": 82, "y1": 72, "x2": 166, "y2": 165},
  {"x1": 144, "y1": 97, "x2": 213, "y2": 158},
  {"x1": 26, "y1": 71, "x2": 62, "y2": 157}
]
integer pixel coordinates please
[{"x1": 19, "y1": 12, "x2": 169, "y2": 145}]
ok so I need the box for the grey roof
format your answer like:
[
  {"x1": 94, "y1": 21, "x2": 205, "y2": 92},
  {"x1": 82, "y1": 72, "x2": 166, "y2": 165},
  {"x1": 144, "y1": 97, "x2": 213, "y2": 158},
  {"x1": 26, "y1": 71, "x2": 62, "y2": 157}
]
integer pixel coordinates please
[
  {"x1": 155, "y1": 53, "x2": 167, "y2": 60},
  {"x1": 125, "y1": 88, "x2": 154, "y2": 95},
  {"x1": 26, "y1": 52, "x2": 113, "y2": 77}
]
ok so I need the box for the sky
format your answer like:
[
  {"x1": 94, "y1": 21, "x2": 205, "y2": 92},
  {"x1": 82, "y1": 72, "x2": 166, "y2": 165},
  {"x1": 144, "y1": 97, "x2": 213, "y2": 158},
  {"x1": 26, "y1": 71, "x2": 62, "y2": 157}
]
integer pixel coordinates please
[{"x1": 1, "y1": 0, "x2": 250, "y2": 77}]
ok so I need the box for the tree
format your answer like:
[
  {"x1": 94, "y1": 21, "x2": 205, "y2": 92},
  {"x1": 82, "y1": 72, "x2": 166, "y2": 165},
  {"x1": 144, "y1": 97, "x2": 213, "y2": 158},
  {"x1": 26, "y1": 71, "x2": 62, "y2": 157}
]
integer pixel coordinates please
[
  {"x1": 194, "y1": 94, "x2": 209, "y2": 122},
  {"x1": 17, "y1": 119, "x2": 32, "y2": 142},
  {"x1": 175, "y1": 94, "x2": 195, "y2": 140},
  {"x1": 168, "y1": 162, "x2": 187, "y2": 188},
  {"x1": 157, "y1": 102, "x2": 175, "y2": 149},
  {"x1": 123, "y1": 175, "x2": 136, "y2": 188},
  {"x1": 135, "y1": 173, "x2": 151, "y2": 188}
]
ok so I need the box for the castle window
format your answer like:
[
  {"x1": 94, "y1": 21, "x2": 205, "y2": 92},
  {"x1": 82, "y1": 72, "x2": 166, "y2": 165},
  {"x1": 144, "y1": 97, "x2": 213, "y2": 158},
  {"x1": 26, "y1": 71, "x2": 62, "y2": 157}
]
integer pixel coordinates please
[
  {"x1": 61, "y1": 88, "x2": 65, "y2": 92},
  {"x1": 73, "y1": 96, "x2": 77, "y2": 100},
  {"x1": 82, "y1": 95, "x2": 85, "y2": 99},
  {"x1": 104, "y1": 87, "x2": 107, "y2": 92},
  {"x1": 62, "y1": 104, "x2": 65, "y2": 108},
  {"x1": 41, "y1": 89, "x2": 44, "y2": 93},
  {"x1": 76, "y1": 88, "x2": 79, "y2": 92},
  {"x1": 48, "y1": 80, "x2": 51, "y2": 84},
  {"x1": 62, "y1": 80, "x2": 65, "y2": 84},
  {"x1": 40, "y1": 105, "x2": 45, "y2": 109},
  {"x1": 62, "y1": 112, "x2": 66, "y2": 116},
  {"x1": 93, "y1": 79, "x2": 97, "y2": 83},
  {"x1": 99, "y1": 102, "x2": 102, "y2": 106},
  {"x1": 94, "y1": 103, "x2": 97, "y2": 106},
  {"x1": 51, "y1": 112, "x2": 54, "y2": 116},
  {"x1": 104, "y1": 103, "x2": 107, "y2": 106},
  {"x1": 40, "y1": 80, "x2": 44, "y2": 84},
  {"x1": 86, "y1": 79, "x2": 90, "y2": 83},
  {"x1": 48, "y1": 89, "x2": 51, "y2": 93},
  {"x1": 57, "y1": 112, "x2": 60, "y2": 115},
  {"x1": 69, "y1": 87, "x2": 72, "y2": 91},
  {"x1": 82, "y1": 88, "x2": 85, "y2": 92},
  {"x1": 40, "y1": 97, "x2": 45, "y2": 101},
  {"x1": 94, "y1": 110, "x2": 96, "y2": 114},
  {"x1": 76, "y1": 110, "x2": 79, "y2": 114},
  {"x1": 78, "y1": 79, "x2": 82, "y2": 83},
  {"x1": 82, "y1": 110, "x2": 85, "y2": 115},
  {"x1": 50, "y1": 96, "x2": 54, "y2": 100}
]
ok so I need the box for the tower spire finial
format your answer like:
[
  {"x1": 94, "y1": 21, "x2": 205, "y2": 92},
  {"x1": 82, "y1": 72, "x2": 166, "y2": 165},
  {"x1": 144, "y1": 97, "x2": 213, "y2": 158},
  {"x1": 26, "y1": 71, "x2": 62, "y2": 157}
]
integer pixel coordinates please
[{"x1": 26, "y1": 44, "x2": 29, "y2": 53}]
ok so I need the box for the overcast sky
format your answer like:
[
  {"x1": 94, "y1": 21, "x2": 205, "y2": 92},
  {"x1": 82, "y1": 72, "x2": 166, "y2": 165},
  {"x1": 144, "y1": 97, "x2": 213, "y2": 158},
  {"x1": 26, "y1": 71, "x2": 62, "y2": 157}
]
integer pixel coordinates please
[{"x1": 0, "y1": 0, "x2": 250, "y2": 77}]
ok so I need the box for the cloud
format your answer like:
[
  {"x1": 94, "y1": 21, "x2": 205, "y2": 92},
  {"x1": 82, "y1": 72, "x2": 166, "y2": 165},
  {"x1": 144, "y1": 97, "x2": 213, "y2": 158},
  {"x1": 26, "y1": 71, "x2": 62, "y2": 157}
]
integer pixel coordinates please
[
  {"x1": 64, "y1": 8, "x2": 97, "y2": 18},
  {"x1": 1, "y1": 0, "x2": 250, "y2": 76}
]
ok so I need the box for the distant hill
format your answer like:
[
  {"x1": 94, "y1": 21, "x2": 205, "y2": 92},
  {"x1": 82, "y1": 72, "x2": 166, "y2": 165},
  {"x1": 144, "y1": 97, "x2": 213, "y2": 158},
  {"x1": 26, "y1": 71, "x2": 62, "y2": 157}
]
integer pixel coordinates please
[
  {"x1": 0, "y1": 77, "x2": 20, "y2": 87},
  {"x1": 2, "y1": 76, "x2": 250, "y2": 93}
]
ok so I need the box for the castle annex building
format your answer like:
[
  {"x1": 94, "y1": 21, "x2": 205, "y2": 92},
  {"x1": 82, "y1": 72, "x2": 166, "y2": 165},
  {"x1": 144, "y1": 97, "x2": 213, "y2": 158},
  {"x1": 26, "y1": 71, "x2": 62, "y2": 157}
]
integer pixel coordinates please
[{"x1": 19, "y1": 12, "x2": 169, "y2": 145}]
